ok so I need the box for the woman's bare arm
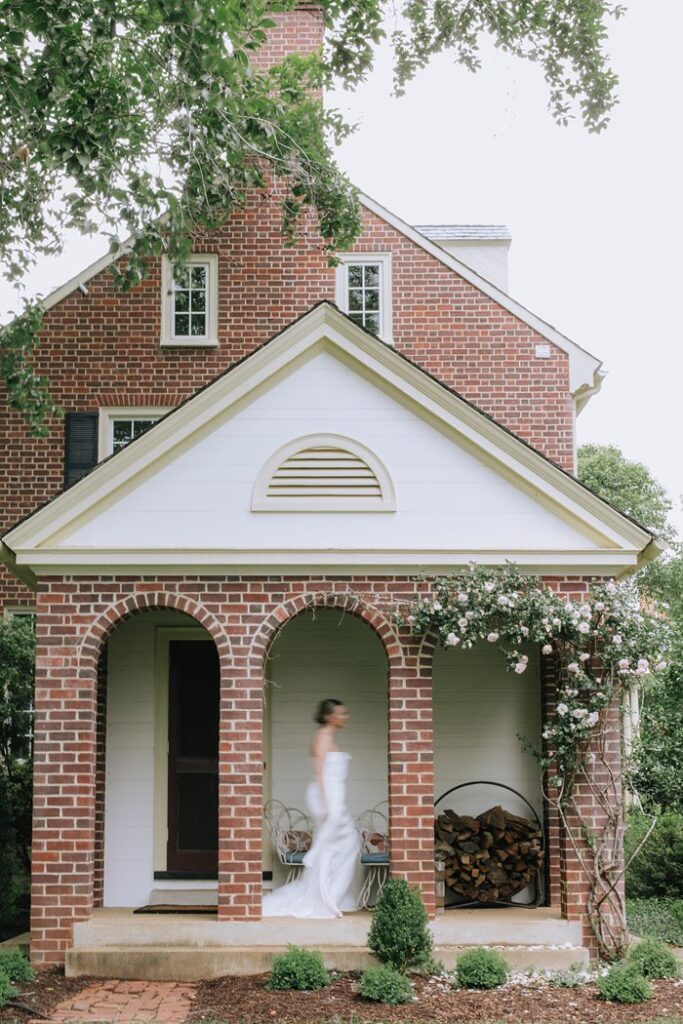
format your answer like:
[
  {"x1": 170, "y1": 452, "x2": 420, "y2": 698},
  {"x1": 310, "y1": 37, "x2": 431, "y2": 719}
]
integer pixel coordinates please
[{"x1": 312, "y1": 728, "x2": 332, "y2": 817}]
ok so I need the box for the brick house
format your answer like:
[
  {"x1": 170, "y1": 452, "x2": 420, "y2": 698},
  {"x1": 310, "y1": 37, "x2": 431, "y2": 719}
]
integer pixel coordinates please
[{"x1": 0, "y1": 6, "x2": 659, "y2": 976}]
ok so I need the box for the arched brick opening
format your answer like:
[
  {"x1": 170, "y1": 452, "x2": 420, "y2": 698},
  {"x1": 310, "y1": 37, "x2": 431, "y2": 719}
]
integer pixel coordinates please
[
  {"x1": 80, "y1": 594, "x2": 231, "y2": 913},
  {"x1": 248, "y1": 592, "x2": 436, "y2": 916},
  {"x1": 248, "y1": 590, "x2": 405, "y2": 673},
  {"x1": 423, "y1": 626, "x2": 551, "y2": 915},
  {"x1": 79, "y1": 591, "x2": 231, "y2": 677}
]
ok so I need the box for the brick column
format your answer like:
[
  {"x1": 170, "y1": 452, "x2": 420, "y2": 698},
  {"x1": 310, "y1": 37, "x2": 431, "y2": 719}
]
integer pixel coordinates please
[
  {"x1": 387, "y1": 635, "x2": 435, "y2": 916},
  {"x1": 217, "y1": 632, "x2": 263, "y2": 920},
  {"x1": 540, "y1": 651, "x2": 561, "y2": 911},
  {"x1": 559, "y1": 692, "x2": 624, "y2": 957},
  {"x1": 30, "y1": 588, "x2": 97, "y2": 966},
  {"x1": 542, "y1": 579, "x2": 625, "y2": 958},
  {"x1": 93, "y1": 648, "x2": 108, "y2": 908}
]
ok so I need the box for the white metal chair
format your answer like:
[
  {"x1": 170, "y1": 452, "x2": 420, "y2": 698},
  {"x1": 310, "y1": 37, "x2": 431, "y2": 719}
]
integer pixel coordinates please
[
  {"x1": 263, "y1": 799, "x2": 314, "y2": 884},
  {"x1": 356, "y1": 801, "x2": 390, "y2": 909}
]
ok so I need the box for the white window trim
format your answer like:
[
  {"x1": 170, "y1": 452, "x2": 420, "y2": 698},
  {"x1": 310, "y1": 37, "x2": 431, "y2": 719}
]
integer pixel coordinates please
[
  {"x1": 160, "y1": 254, "x2": 219, "y2": 347},
  {"x1": 98, "y1": 407, "x2": 171, "y2": 460},
  {"x1": 3, "y1": 606, "x2": 36, "y2": 619},
  {"x1": 334, "y1": 253, "x2": 393, "y2": 344},
  {"x1": 252, "y1": 432, "x2": 396, "y2": 512}
]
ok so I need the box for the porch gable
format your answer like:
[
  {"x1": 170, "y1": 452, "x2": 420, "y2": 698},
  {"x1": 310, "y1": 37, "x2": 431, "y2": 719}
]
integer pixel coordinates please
[{"x1": 2, "y1": 303, "x2": 655, "y2": 579}]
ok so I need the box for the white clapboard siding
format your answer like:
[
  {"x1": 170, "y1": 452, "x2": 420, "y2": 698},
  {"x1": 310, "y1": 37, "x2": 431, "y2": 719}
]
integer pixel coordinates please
[
  {"x1": 63, "y1": 349, "x2": 599, "y2": 552},
  {"x1": 433, "y1": 642, "x2": 542, "y2": 819},
  {"x1": 266, "y1": 609, "x2": 389, "y2": 889}
]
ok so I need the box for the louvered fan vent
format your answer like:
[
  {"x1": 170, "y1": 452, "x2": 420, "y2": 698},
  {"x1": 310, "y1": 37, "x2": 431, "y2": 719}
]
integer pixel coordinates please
[{"x1": 267, "y1": 446, "x2": 382, "y2": 500}]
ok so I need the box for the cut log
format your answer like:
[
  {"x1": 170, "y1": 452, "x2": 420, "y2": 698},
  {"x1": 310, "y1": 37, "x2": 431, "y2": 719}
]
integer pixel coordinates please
[{"x1": 434, "y1": 803, "x2": 543, "y2": 904}]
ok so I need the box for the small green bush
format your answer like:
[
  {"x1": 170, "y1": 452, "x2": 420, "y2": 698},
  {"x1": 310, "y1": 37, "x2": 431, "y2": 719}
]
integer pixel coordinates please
[
  {"x1": 0, "y1": 968, "x2": 17, "y2": 1010},
  {"x1": 0, "y1": 947, "x2": 35, "y2": 984},
  {"x1": 266, "y1": 945, "x2": 329, "y2": 991},
  {"x1": 367, "y1": 878, "x2": 433, "y2": 972},
  {"x1": 454, "y1": 948, "x2": 510, "y2": 989},
  {"x1": 415, "y1": 956, "x2": 446, "y2": 976},
  {"x1": 627, "y1": 897, "x2": 683, "y2": 946},
  {"x1": 596, "y1": 961, "x2": 653, "y2": 1003},
  {"x1": 625, "y1": 811, "x2": 683, "y2": 900},
  {"x1": 359, "y1": 965, "x2": 413, "y2": 1005},
  {"x1": 627, "y1": 937, "x2": 680, "y2": 979}
]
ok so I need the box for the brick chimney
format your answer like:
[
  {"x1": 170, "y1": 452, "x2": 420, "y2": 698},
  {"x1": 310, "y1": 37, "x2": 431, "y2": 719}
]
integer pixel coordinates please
[{"x1": 249, "y1": 3, "x2": 325, "y2": 71}]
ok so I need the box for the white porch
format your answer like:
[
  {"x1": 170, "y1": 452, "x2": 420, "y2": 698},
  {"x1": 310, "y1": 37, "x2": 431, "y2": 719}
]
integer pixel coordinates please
[
  {"x1": 66, "y1": 907, "x2": 587, "y2": 979},
  {"x1": 102, "y1": 607, "x2": 543, "y2": 909}
]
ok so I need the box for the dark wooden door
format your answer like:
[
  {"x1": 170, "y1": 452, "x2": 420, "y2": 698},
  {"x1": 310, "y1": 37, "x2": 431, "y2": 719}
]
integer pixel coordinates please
[{"x1": 167, "y1": 640, "x2": 219, "y2": 873}]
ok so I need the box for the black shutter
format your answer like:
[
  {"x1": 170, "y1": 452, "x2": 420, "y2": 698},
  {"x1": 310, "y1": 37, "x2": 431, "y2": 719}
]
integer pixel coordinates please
[{"x1": 64, "y1": 413, "x2": 98, "y2": 487}]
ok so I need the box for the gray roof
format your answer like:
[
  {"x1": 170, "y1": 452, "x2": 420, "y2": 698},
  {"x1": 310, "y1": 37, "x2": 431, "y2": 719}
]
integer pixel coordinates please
[{"x1": 414, "y1": 224, "x2": 512, "y2": 241}]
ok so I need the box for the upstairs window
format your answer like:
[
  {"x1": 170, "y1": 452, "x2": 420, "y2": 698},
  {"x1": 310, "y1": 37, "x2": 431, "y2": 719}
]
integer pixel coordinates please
[
  {"x1": 172, "y1": 264, "x2": 209, "y2": 340},
  {"x1": 161, "y1": 254, "x2": 218, "y2": 346},
  {"x1": 335, "y1": 253, "x2": 392, "y2": 343}
]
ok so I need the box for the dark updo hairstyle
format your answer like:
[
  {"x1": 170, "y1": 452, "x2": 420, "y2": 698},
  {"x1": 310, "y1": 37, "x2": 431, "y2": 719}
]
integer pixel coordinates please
[{"x1": 315, "y1": 698, "x2": 344, "y2": 726}]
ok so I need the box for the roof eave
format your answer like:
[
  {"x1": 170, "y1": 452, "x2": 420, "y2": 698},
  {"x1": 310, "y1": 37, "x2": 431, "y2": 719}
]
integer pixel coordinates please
[{"x1": 360, "y1": 193, "x2": 604, "y2": 397}]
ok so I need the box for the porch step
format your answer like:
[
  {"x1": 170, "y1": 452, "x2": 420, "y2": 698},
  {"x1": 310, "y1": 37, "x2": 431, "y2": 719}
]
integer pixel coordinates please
[
  {"x1": 66, "y1": 943, "x2": 589, "y2": 980},
  {"x1": 0, "y1": 932, "x2": 30, "y2": 957},
  {"x1": 73, "y1": 906, "x2": 584, "y2": 949}
]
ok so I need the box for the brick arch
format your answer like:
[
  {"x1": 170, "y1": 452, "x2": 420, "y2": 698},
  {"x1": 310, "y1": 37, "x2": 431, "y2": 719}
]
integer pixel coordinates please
[
  {"x1": 417, "y1": 628, "x2": 440, "y2": 677},
  {"x1": 246, "y1": 590, "x2": 405, "y2": 674},
  {"x1": 78, "y1": 591, "x2": 231, "y2": 675}
]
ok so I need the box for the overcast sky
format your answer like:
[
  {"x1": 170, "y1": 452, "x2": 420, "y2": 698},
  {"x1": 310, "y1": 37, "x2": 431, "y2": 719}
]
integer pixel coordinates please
[
  {"x1": 327, "y1": 0, "x2": 683, "y2": 533},
  {"x1": 3, "y1": 1, "x2": 681, "y2": 531}
]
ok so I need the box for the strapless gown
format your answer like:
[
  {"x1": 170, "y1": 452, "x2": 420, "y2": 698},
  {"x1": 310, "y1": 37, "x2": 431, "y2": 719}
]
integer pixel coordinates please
[{"x1": 262, "y1": 751, "x2": 359, "y2": 918}]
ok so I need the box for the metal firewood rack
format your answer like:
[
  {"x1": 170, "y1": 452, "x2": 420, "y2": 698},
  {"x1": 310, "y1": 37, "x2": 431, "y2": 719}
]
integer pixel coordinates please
[{"x1": 434, "y1": 780, "x2": 546, "y2": 910}]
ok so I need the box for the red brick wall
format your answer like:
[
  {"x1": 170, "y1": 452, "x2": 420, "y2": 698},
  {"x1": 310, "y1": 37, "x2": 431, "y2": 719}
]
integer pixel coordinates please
[
  {"x1": 249, "y1": 4, "x2": 324, "y2": 71},
  {"x1": 30, "y1": 573, "x2": 611, "y2": 966}
]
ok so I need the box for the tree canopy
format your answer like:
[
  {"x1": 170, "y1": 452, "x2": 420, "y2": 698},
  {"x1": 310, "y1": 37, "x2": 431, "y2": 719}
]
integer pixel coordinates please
[
  {"x1": 578, "y1": 442, "x2": 683, "y2": 813},
  {"x1": 578, "y1": 443, "x2": 682, "y2": 610},
  {"x1": 578, "y1": 444, "x2": 674, "y2": 541},
  {"x1": 1, "y1": 0, "x2": 625, "y2": 432}
]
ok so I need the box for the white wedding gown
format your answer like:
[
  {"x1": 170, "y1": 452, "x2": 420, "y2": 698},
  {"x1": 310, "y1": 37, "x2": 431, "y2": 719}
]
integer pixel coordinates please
[{"x1": 263, "y1": 751, "x2": 359, "y2": 917}]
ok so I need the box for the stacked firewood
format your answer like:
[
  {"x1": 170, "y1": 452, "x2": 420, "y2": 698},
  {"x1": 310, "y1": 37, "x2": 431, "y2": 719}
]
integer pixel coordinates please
[{"x1": 435, "y1": 805, "x2": 544, "y2": 904}]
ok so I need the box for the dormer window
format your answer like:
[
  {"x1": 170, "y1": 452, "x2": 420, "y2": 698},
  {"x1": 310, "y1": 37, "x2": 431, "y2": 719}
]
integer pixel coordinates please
[
  {"x1": 335, "y1": 253, "x2": 392, "y2": 343},
  {"x1": 161, "y1": 254, "x2": 218, "y2": 346}
]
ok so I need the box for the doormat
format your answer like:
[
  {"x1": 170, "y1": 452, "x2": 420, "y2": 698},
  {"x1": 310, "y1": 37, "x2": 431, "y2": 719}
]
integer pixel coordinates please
[{"x1": 133, "y1": 904, "x2": 218, "y2": 914}]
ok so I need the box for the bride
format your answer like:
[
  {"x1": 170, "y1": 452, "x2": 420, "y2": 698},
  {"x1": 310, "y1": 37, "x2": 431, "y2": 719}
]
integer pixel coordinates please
[{"x1": 263, "y1": 698, "x2": 359, "y2": 918}]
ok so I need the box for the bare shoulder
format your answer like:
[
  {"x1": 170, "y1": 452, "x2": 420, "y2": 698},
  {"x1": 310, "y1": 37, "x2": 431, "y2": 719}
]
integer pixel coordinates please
[{"x1": 311, "y1": 726, "x2": 332, "y2": 758}]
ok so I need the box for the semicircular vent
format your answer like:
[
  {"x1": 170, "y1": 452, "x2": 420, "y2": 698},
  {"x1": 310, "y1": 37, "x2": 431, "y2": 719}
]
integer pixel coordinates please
[
  {"x1": 252, "y1": 435, "x2": 396, "y2": 512},
  {"x1": 268, "y1": 445, "x2": 381, "y2": 500}
]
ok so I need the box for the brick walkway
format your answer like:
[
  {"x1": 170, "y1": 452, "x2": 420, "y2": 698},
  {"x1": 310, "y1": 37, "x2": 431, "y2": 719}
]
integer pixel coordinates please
[{"x1": 32, "y1": 980, "x2": 197, "y2": 1023}]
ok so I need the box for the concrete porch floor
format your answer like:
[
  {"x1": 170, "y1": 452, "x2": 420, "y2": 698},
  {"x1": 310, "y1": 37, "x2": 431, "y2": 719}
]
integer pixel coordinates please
[{"x1": 66, "y1": 907, "x2": 589, "y2": 979}]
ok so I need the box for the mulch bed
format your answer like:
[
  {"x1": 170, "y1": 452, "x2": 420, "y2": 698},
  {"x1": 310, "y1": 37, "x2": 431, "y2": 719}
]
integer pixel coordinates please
[
  {"x1": 0, "y1": 967, "x2": 94, "y2": 1021},
  {"x1": 189, "y1": 973, "x2": 683, "y2": 1024}
]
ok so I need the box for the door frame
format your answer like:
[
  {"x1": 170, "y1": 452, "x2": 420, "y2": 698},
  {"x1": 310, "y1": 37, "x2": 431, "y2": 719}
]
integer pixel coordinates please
[{"x1": 153, "y1": 627, "x2": 212, "y2": 873}]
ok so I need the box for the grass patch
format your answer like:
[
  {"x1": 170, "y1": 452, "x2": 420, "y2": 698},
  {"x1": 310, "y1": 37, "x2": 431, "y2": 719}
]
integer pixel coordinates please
[{"x1": 627, "y1": 897, "x2": 683, "y2": 946}]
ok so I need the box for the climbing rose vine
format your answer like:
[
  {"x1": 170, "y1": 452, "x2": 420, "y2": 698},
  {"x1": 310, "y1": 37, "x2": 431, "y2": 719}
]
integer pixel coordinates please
[{"x1": 396, "y1": 563, "x2": 671, "y2": 959}]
